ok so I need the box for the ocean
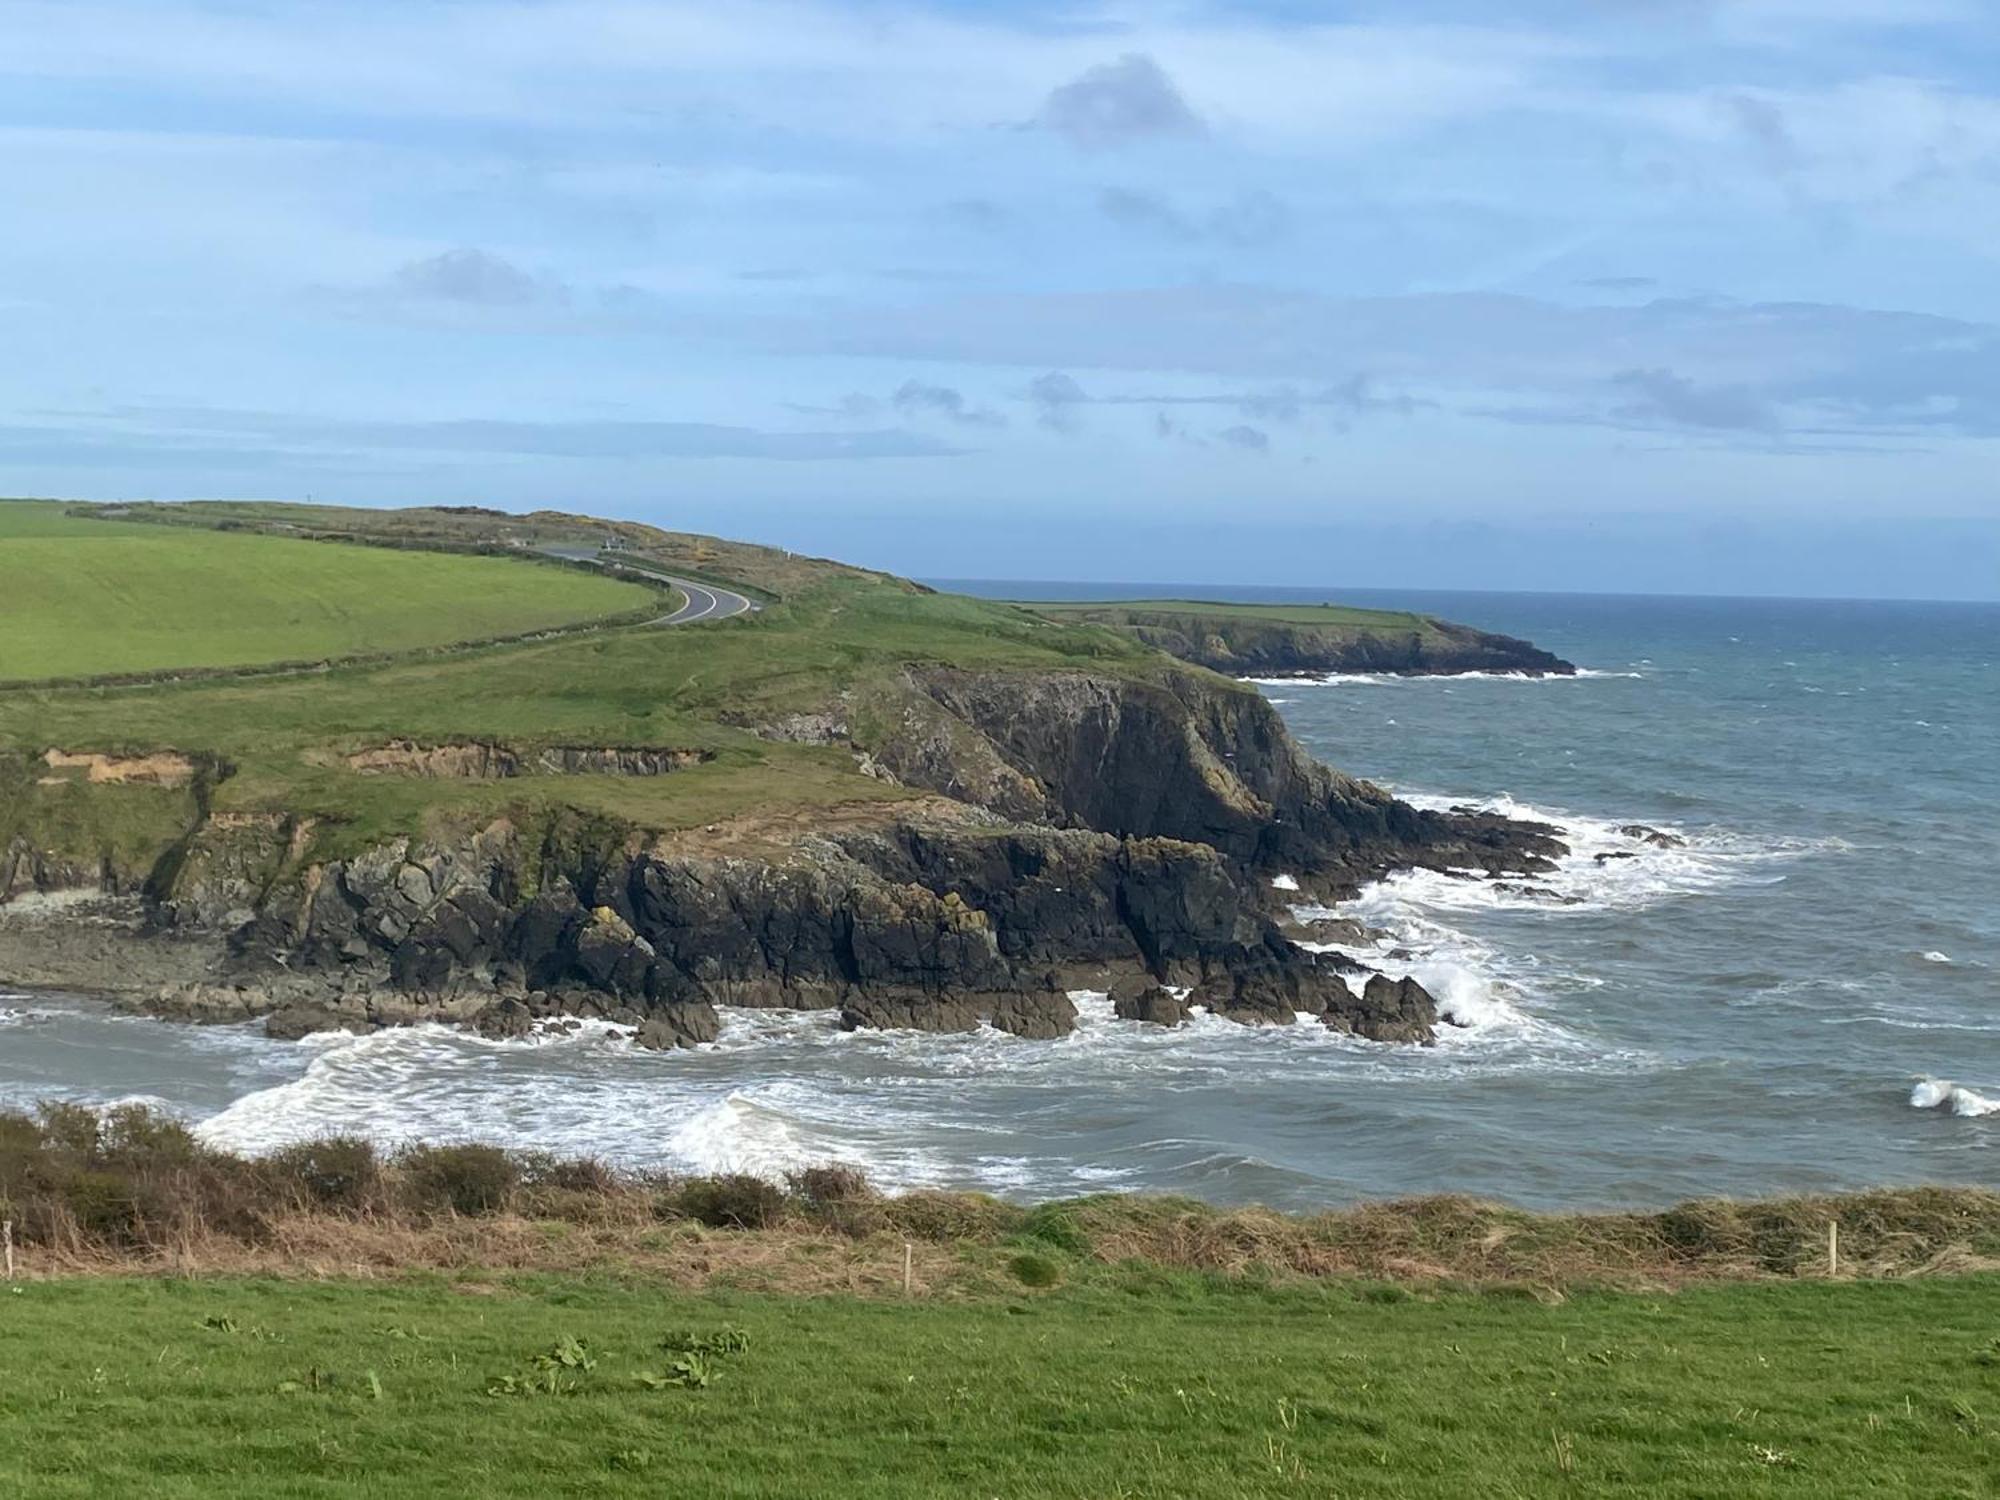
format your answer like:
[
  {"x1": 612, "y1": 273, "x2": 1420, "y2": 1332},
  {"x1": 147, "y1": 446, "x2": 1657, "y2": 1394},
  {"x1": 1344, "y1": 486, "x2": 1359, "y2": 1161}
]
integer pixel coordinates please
[{"x1": 2, "y1": 587, "x2": 1994, "y2": 1211}]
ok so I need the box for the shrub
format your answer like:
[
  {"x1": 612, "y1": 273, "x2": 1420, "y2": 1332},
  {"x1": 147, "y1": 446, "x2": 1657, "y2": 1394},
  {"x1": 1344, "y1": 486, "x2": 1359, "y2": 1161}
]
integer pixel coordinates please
[
  {"x1": 268, "y1": 1137, "x2": 382, "y2": 1212},
  {"x1": 1019, "y1": 1203, "x2": 1092, "y2": 1256},
  {"x1": 672, "y1": 1174, "x2": 787, "y2": 1230},
  {"x1": 787, "y1": 1163, "x2": 873, "y2": 1208},
  {"x1": 885, "y1": 1190, "x2": 1022, "y2": 1243},
  {"x1": 1007, "y1": 1251, "x2": 1063, "y2": 1288},
  {"x1": 398, "y1": 1144, "x2": 518, "y2": 1217},
  {"x1": 96, "y1": 1104, "x2": 200, "y2": 1165},
  {"x1": 35, "y1": 1100, "x2": 103, "y2": 1156},
  {"x1": 786, "y1": 1163, "x2": 884, "y2": 1235},
  {"x1": 517, "y1": 1153, "x2": 620, "y2": 1195}
]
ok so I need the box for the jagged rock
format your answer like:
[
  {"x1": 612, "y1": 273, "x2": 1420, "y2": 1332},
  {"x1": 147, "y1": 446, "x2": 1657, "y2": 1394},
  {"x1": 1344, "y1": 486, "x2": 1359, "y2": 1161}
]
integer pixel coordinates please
[
  {"x1": 839, "y1": 993, "x2": 983, "y2": 1033},
  {"x1": 1493, "y1": 882, "x2": 1584, "y2": 905},
  {"x1": 573, "y1": 906, "x2": 655, "y2": 996},
  {"x1": 1113, "y1": 984, "x2": 1187, "y2": 1027},
  {"x1": 472, "y1": 997, "x2": 535, "y2": 1040},
  {"x1": 389, "y1": 937, "x2": 455, "y2": 993},
  {"x1": 1618, "y1": 824, "x2": 1685, "y2": 848},
  {"x1": 265, "y1": 1002, "x2": 357, "y2": 1040},
  {"x1": 989, "y1": 991, "x2": 1078, "y2": 1039},
  {"x1": 632, "y1": 1002, "x2": 722, "y2": 1050},
  {"x1": 1282, "y1": 914, "x2": 1374, "y2": 946},
  {"x1": 1594, "y1": 851, "x2": 1639, "y2": 864},
  {"x1": 1320, "y1": 974, "x2": 1437, "y2": 1045}
]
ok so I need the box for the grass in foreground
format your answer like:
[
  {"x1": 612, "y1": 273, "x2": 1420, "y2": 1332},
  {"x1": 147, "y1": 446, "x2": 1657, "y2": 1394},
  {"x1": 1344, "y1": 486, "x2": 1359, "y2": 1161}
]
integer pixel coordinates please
[
  {"x1": 2, "y1": 1274, "x2": 1996, "y2": 1497},
  {"x1": 0, "y1": 501, "x2": 656, "y2": 681}
]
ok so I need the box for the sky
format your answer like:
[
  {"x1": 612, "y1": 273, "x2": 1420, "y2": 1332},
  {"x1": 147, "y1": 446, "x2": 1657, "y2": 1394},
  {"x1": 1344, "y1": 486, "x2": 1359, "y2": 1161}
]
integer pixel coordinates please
[{"x1": 4, "y1": 0, "x2": 2000, "y2": 599}]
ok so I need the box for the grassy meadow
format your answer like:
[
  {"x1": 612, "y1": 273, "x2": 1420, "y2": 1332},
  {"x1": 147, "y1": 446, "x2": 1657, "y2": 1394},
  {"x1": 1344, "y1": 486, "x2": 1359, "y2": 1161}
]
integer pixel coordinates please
[
  {"x1": 2, "y1": 1274, "x2": 1995, "y2": 1498},
  {"x1": 0, "y1": 500, "x2": 657, "y2": 682}
]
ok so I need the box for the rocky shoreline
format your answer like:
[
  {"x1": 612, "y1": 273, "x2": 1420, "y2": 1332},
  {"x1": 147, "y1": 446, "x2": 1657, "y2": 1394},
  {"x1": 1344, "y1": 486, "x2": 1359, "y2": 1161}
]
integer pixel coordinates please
[{"x1": 2, "y1": 665, "x2": 1564, "y2": 1051}]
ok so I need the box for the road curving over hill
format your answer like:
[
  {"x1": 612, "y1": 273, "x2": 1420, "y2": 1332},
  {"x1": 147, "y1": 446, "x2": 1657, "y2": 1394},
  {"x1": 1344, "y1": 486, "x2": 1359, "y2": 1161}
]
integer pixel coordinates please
[{"x1": 539, "y1": 544, "x2": 757, "y2": 626}]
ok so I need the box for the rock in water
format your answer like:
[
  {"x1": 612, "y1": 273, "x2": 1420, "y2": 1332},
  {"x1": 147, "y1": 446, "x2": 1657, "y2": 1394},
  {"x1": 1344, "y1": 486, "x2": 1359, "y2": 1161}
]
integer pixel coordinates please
[
  {"x1": 1112, "y1": 984, "x2": 1188, "y2": 1027},
  {"x1": 473, "y1": 996, "x2": 535, "y2": 1041},
  {"x1": 1319, "y1": 974, "x2": 1437, "y2": 1045},
  {"x1": 989, "y1": 991, "x2": 1078, "y2": 1039},
  {"x1": 1618, "y1": 823, "x2": 1686, "y2": 848},
  {"x1": 838, "y1": 994, "x2": 983, "y2": 1033},
  {"x1": 632, "y1": 1002, "x2": 722, "y2": 1050}
]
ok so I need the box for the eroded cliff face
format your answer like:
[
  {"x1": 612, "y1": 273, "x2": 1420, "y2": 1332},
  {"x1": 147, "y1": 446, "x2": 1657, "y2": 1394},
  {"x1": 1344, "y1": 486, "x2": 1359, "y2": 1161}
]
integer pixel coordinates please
[
  {"x1": 868, "y1": 667, "x2": 1554, "y2": 885},
  {"x1": 1, "y1": 665, "x2": 1560, "y2": 1048}
]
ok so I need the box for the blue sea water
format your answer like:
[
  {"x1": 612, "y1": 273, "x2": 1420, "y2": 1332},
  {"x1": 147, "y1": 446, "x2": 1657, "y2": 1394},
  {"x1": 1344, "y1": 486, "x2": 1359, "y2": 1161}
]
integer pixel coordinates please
[{"x1": 3, "y1": 587, "x2": 1995, "y2": 1209}]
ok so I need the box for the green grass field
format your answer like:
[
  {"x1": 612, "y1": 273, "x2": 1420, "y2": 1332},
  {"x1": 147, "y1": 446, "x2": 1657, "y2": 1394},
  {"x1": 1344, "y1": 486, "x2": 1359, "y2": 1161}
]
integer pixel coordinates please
[
  {"x1": 0, "y1": 501, "x2": 657, "y2": 681},
  {"x1": 2, "y1": 1275, "x2": 1994, "y2": 1498}
]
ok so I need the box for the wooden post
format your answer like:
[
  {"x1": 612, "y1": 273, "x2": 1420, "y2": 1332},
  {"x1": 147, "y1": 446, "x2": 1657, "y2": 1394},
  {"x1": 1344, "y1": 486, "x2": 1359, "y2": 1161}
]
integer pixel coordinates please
[
  {"x1": 1827, "y1": 1220, "x2": 1839, "y2": 1279},
  {"x1": 3, "y1": 1219, "x2": 13, "y2": 1282},
  {"x1": 902, "y1": 1241, "x2": 913, "y2": 1297}
]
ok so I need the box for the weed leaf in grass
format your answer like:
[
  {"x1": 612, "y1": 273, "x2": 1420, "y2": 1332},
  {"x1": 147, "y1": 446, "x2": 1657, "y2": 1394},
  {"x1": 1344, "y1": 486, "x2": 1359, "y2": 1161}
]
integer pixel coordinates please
[
  {"x1": 488, "y1": 1337, "x2": 599, "y2": 1397},
  {"x1": 660, "y1": 1327, "x2": 749, "y2": 1358}
]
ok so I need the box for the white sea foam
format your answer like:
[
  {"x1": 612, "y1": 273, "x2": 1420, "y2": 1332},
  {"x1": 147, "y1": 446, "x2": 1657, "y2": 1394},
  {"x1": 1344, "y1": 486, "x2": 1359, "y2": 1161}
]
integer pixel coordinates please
[
  {"x1": 1910, "y1": 1079, "x2": 2000, "y2": 1118},
  {"x1": 1245, "y1": 668, "x2": 1640, "y2": 687},
  {"x1": 1374, "y1": 790, "x2": 1830, "y2": 916},
  {"x1": 1922, "y1": 951, "x2": 1954, "y2": 965},
  {"x1": 1287, "y1": 789, "x2": 1829, "y2": 1069},
  {"x1": 1271, "y1": 873, "x2": 1300, "y2": 892}
]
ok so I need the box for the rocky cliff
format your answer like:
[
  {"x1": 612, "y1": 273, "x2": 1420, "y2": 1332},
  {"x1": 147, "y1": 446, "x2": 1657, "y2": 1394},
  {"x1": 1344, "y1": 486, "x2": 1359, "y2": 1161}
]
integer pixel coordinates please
[{"x1": 1, "y1": 663, "x2": 1561, "y2": 1049}]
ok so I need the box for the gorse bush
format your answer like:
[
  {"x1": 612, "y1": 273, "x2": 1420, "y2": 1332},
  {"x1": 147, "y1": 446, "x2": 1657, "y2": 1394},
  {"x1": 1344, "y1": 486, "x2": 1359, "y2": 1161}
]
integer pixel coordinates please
[
  {"x1": 397, "y1": 1144, "x2": 518, "y2": 1217},
  {"x1": 267, "y1": 1137, "x2": 382, "y2": 1212},
  {"x1": 671, "y1": 1174, "x2": 787, "y2": 1230}
]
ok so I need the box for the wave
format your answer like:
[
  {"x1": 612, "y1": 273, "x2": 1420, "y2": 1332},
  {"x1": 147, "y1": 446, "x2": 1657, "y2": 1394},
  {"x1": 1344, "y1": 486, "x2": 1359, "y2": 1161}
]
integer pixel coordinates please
[
  {"x1": 1909, "y1": 1078, "x2": 2000, "y2": 1118},
  {"x1": 1376, "y1": 790, "x2": 1833, "y2": 916},
  {"x1": 1244, "y1": 668, "x2": 1641, "y2": 687},
  {"x1": 1284, "y1": 789, "x2": 1827, "y2": 1071}
]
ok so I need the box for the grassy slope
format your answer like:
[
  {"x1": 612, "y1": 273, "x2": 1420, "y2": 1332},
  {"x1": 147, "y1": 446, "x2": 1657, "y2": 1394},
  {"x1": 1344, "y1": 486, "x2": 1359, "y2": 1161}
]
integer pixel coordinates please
[
  {"x1": 2, "y1": 1275, "x2": 1995, "y2": 1498},
  {"x1": 0, "y1": 505, "x2": 1155, "y2": 860},
  {"x1": 0, "y1": 502, "x2": 657, "y2": 681}
]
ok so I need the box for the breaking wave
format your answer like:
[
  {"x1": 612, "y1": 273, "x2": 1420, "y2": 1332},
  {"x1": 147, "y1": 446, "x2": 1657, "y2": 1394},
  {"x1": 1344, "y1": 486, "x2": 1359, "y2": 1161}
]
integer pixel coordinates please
[
  {"x1": 1910, "y1": 1079, "x2": 2000, "y2": 1118},
  {"x1": 1243, "y1": 668, "x2": 1643, "y2": 687}
]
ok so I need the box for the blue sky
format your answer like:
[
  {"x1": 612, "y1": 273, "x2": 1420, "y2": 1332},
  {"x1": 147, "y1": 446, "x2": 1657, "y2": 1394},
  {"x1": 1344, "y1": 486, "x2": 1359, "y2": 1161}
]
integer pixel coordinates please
[{"x1": 4, "y1": 0, "x2": 2000, "y2": 598}]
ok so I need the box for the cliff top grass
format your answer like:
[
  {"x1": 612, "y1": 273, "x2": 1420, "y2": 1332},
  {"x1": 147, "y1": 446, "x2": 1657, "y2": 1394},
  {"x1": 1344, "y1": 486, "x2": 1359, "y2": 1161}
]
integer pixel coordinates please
[
  {"x1": 0, "y1": 500, "x2": 1158, "y2": 861},
  {"x1": 0, "y1": 500, "x2": 660, "y2": 682}
]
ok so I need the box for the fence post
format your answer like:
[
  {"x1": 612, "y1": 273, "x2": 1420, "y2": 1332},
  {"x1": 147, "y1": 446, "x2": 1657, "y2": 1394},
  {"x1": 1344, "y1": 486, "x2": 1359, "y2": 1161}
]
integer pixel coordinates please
[
  {"x1": 902, "y1": 1241, "x2": 913, "y2": 1297},
  {"x1": 1827, "y1": 1220, "x2": 1839, "y2": 1279},
  {"x1": 4, "y1": 1219, "x2": 13, "y2": 1282}
]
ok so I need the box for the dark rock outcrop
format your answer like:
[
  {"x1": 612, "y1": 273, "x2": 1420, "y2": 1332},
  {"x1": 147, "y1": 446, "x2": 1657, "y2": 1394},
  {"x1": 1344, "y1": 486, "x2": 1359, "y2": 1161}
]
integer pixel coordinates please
[{"x1": 1321, "y1": 975, "x2": 1438, "y2": 1045}]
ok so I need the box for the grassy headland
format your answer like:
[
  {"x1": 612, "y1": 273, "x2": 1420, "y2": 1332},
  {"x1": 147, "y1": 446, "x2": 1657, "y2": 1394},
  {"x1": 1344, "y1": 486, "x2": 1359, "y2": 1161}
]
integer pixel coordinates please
[
  {"x1": 0, "y1": 500, "x2": 1148, "y2": 863},
  {"x1": 1025, "y1": 598, "x2": 1576, "y2": 678}
]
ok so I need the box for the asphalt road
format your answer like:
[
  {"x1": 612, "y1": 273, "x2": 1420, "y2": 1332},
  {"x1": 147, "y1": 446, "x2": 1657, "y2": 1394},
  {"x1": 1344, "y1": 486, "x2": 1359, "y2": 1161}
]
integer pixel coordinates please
[{"x1": 538, "y1": 545, "x2": 756, "y2": 626}]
